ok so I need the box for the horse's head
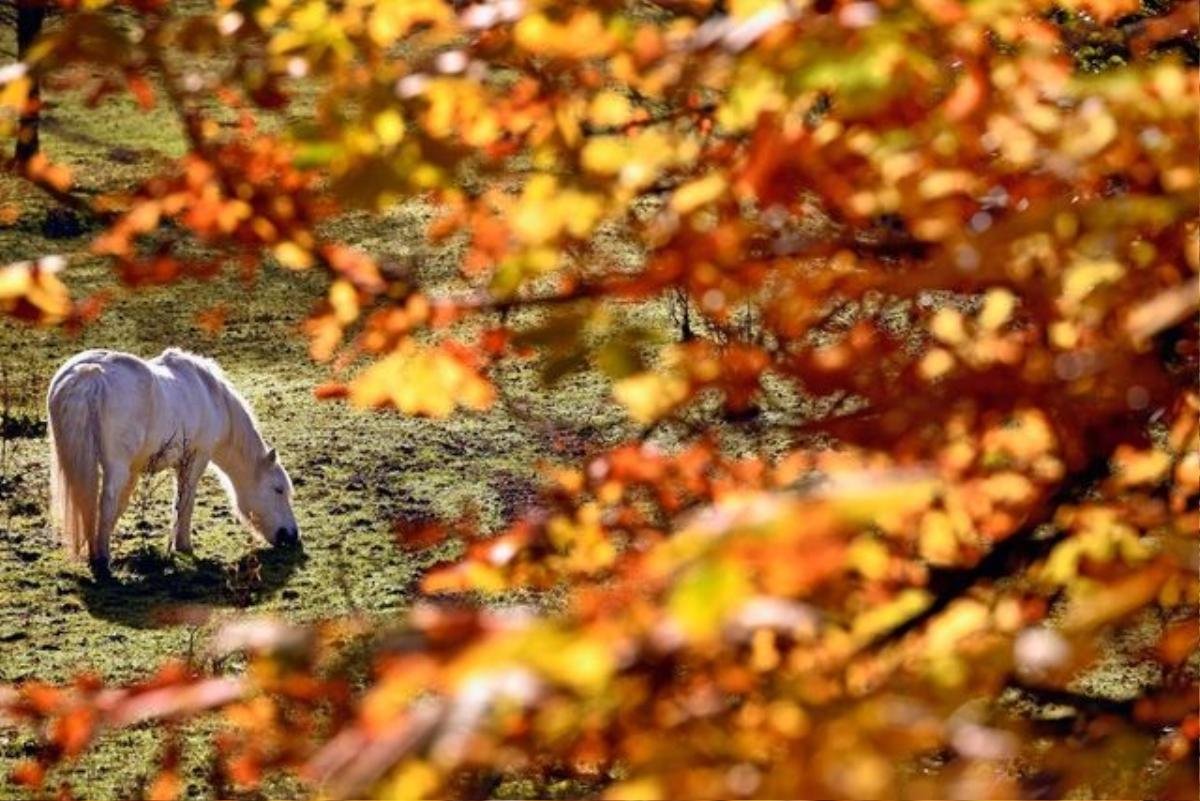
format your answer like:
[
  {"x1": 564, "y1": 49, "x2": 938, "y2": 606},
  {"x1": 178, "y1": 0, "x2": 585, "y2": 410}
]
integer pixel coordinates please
[{"x1": 240, "y1": 447, "x2": 300, "y2": 548}]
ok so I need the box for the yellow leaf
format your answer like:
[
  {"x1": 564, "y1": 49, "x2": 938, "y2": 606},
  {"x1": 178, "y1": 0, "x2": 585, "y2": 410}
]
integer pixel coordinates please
[
  {"x1": 511, "y1": 175, "x2": 570, "y2": 246},
  {"x1": 560, "y1": 190, "x2": 604, "y2": 238},
  {"x1": 820, "y1": 471, "x2": 940, "y2": 526},
  {"x1": 534, "y1": 633, "x2": 615, "y2": 694},
  {"x1": 613, "y1": 370, "x2": 689, "y2": 424},
  {"x1": 513, "y1": 13, "x2": 553, "y2": 51},
  {"x1": 669, "y1": 558, "x2": 751, "y2": 641},
  {"x1": 0, "y1": 76, "x2": 30, "y2": 113},
  {"x1": 1040, "y1": 509, "x2": 1152, "y2": 585},
  {"x1": 25, "y1": 271, "x2": 71, "y2": 320},
  {"x1": 274, "y1": 241, "x2": 314, "y2": 270},
  {"x1": 670, "y1": 174, "x2": 727, "y2": 215},
  {"x1": 978, "y1": 288, "x2": 1016, "y2": 331},
  {"x1": 547, "y1": 503, "x2": 616, "y2": 574},
  {"x1": 1062, "y1": 102, "x2": 1117, "y2": 159},
  {"x1": 850, "y1": 589, "x2": 932, "y2": 643},
  {"x1": 587, "y1": 91, "x2": 633, "y2": 128},
  {"x1": 380, "y1": 760, "x2": 439, "y2": 801},
  {"x1": 919, "y1": 347, "x2": 955, "y2": 380},
  {"x1": 606, "y1": 778, "x2": 664, "y2": 801},
  {"x1": 329, "y1": 280, "x2": 359, "y2": 325},
  {"x1": 718, "y1": 66, "x2": 783, "y2": 132},
  {"x1": 1113, "y1": 446, "x2": 1172, "y2": 487},
  {"x1": 349, "y1": 342, "x2": 495, "y2": 417},
  {"x1": 581, "y1": 137, "x2": 627, "y2": 175},
  {"x1": 368, "y1": 0, "x2": 449, "y2": 46},
  {"x1": 0, "y1": 263, "x2": 32, "y2": 300},
  {"x1": 848, "y1": 536, "x2": 890, "y2": 579},
  {"x1": 514, "y1": 10, "x2": 613, "y2": 59},
  {"x1": 918, "y1": 510, "x2": 958, "y2": 566},
  {"x1": 373, "y1": 109, "x2": 406, "y2": 147},
  {"x1": 555, "y1": 96, "x2": 585, "y2": 148},
  {"x1": 1061, "y1": 258, "x2": 1124, "y2": 312},
  {"x1": 730, "y1": 0, "x2": 784, "y2": 16},
  {"x1": 1060, "y1": 562, "x2": 1169, "y2": 632},
  {"x1": 930, "y1": 308, "x2": 966, "y2": 345},
  {"x1": 925, "y1": 599, "x2": 989, "y2": 653},
  {"x1": 751, "y1": 628, "x2": 780, "y2": 672},
  {"x1": 918, "y1": 170, "x2": 978, "y2": 200},
  {"x1": 981, "y1": 472, "x2": 1035, "y2": 505}
]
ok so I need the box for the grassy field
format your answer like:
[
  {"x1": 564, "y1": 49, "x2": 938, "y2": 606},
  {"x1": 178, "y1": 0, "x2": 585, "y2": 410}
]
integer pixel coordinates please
[
  {"x1": 0, "y1": 41, "x2": 649, "y2": 796},
  {"x1": 0, "y1": 22, "x2": 806, "y2": 793}
]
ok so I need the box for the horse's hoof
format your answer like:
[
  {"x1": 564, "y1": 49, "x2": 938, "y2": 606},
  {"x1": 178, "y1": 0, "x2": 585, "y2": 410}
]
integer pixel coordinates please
[{"x1": 89, "y1": 559, "x2": 112, "y2": 580}]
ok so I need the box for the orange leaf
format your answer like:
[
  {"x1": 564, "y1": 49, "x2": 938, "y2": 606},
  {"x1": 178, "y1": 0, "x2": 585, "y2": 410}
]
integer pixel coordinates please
[
  {"x1": 195, "y1": 303, "x2": 228, "y2": 335},
  {"x1": 313, "y1": 382, "x2": 350, "y2": 400},
  {"x1": 146, "y1": 770, "x2": 180, "y2": 801},
  {"x1": 395, "y1": 520, "x2": 448, "y2": 550},
  {"x1": 23, "y1": 682, "x2": 63, "y2": 714},
  {"x1": 126, "y1": 72, "x2": 156, "y2": 110},
  {"x1": 1157, "y1": 620, "x2": 1200, "y2": 666},
  {"x1": 51, "y1": 707, "x2": 95, "y2": 756},
  {"x1": 9, "y1": 760, "x2": 45, "y2": 788},
  {"x1": 942, "y1": 66, "x2": 984, "y2": 121}
]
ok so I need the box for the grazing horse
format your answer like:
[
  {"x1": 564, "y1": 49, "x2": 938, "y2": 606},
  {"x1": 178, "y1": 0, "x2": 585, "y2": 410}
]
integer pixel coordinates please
[{"x1": 47, "y1": 348, "x2": 300, "y2": 576}]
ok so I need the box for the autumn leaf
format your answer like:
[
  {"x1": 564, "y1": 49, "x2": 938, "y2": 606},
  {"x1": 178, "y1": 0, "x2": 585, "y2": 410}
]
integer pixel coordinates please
[
  {"x1": 3, "y1": 1, "x2": 1198, "y2": 798},
  {"x1": 348, "y1": 341, "x2": 495, "y2": 416},
  {"x1": 195, "y1": 303, "x2": 229, "y2": 335}
]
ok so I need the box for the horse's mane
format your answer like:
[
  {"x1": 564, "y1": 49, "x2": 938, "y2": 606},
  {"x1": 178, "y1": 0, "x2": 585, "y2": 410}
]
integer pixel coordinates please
[{"x1": 158, "y1": 348, "x2": 268, "y2": 466}]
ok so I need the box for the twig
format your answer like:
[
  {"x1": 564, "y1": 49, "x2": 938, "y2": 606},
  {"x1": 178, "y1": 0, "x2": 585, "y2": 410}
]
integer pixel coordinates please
[
  {"x1": 1006, "y1": 679, "x2": 1136, "y2": 719},
  {"x1": 580, "y1": 103, "x2": 718, "y2": 138}
]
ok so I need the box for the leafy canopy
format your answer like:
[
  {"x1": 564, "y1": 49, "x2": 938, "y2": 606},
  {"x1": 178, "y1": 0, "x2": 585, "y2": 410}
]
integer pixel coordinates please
[{"x1": 0, "y1": 0, "x2": 1197, "y2": 798}]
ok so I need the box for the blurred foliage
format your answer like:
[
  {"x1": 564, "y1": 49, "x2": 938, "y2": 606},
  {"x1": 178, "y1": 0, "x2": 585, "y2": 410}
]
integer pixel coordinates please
[{"x1": 0, "y1": 0, "x2": 1198, "y2": 798}]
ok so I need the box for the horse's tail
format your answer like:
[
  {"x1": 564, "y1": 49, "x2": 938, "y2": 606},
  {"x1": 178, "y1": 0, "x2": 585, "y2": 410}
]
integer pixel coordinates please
[{"x1": 48, "y1": 363, "x2": 105, "y2": 559}]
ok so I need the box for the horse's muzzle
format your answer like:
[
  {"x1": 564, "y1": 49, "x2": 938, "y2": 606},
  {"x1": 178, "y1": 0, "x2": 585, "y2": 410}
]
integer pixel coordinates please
[{"x1": 275, "y1": 527, "x2": 301, "y2": 548}]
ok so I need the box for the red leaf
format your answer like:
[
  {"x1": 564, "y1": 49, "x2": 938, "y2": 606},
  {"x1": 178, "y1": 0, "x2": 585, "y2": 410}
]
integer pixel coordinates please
[
  {"x1": 9, "y1": 760, "x2": 45, "y2": 788},
  {"x1": 126, "y1": 72, "x2": 156, "y2": 110},
  {"x1": 313, "y1": 382, "x2": 350, "y2": 400}
]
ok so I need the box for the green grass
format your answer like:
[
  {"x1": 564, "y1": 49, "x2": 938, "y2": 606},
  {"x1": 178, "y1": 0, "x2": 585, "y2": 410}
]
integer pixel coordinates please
[{"x1": 0, "y1": 45, "x2": 641, "y2": 797}]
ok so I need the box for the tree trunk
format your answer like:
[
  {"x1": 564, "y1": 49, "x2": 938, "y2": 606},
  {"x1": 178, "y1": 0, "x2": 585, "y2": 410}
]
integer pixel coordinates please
[
  {"x1": 15, "y1": 0, "x2": 47, "y2": 165},
  {"x1": 674, "y1": 287, "x2": 694, "y2": 343}
]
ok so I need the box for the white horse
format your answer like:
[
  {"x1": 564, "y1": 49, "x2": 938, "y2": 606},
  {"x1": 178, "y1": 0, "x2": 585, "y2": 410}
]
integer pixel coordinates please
[{"x1": 47, "y1": 348, "x2": 300, "y2": 576}]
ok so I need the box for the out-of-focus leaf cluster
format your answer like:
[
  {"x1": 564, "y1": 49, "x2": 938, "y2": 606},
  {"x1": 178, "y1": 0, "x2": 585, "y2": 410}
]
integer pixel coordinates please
[{"x1": 0, "y1": 0, "x2": 1197, "y2": 798}]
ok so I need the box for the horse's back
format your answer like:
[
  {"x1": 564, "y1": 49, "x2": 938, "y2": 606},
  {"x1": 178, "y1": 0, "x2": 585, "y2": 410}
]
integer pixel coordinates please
[
  {"x1": 51, "y1": 348, "x2": 214, "y2": 392},
  {"x1": 153, "y1": 347, "x2": 219, "y2": 379},
  {"x1": 50, "y1": 347, "x2": 227, "y2": 417},
  {"x1": 49, "y1": 349, "x2": 155, "y2": 399},
  {"x1": 150, "y1": 348, "x2": 232, "y2": 401}
]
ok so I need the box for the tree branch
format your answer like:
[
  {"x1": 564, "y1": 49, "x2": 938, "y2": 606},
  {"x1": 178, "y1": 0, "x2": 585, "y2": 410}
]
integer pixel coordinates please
[
  {"x1": 1006, "y1": 679, "x2": 1136, "y2": 719},
  {"x1": 861, "y1": 457, "x2": 1110, "y2": 654}
]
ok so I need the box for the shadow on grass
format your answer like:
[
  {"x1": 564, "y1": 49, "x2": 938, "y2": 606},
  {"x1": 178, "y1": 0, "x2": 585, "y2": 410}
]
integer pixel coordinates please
[{"x1": 77, "y1": 545, "x2": 307, "y2": 629}]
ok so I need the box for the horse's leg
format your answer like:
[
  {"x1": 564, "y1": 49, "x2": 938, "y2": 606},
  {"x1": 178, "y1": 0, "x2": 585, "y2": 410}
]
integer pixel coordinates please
[
  {"x1": 171, "y1": 452, "x2": 207, "y2": 554},
  {"x1": 95, "y1": 462, "x2": 134, "y2": 575}
]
